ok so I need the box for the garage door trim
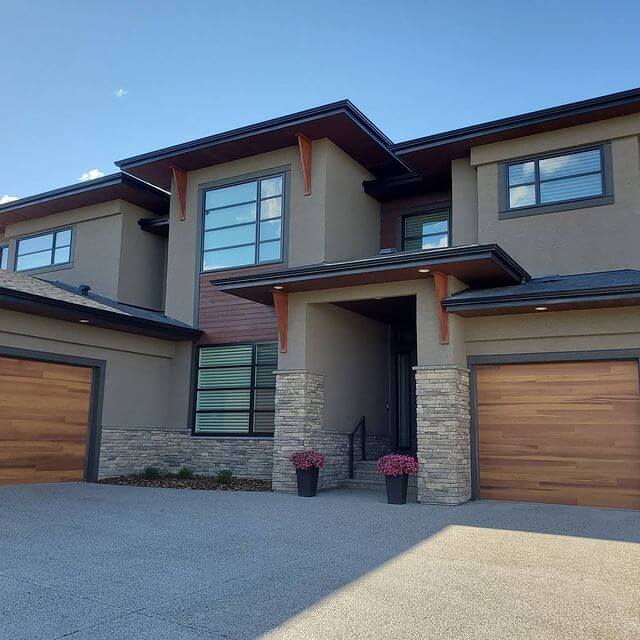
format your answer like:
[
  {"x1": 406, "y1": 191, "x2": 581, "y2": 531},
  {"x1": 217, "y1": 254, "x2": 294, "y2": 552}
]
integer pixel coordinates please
[
  {"x1": 467, "y1": 349, "x2": 640, "y2": 501},
  {"x1": 0, "y1": 345, "x2": 106, "y2": 483}
]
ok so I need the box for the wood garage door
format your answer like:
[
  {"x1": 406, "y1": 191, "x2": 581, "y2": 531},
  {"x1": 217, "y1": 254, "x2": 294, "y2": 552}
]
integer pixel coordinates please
[
  {"x1": 0, "y1": 356, "x2": 93, "y2": 485},
  {"x1": 476, "y1": 360, "x2": 640, "y2": 509}
]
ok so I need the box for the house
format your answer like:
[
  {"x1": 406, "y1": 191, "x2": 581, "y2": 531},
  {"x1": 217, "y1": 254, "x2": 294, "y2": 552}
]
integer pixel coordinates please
[{"x1": 1, "y1": 87, "x2": 639, "y2": 509}]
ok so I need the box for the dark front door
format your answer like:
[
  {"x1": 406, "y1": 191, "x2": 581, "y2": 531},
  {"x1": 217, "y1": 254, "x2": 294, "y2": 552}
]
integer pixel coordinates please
[{"x1": 396, "y1": 349, "x2": 417, "y2": 454}]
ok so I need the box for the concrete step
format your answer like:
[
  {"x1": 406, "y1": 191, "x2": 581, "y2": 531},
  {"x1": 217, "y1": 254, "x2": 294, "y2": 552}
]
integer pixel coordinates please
[{"x1": 343, "y1": 478, "x2": 418, "y2": 498}]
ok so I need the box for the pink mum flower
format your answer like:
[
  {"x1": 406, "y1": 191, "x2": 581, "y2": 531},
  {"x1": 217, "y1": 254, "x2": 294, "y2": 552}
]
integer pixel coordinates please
[
  {"x1": 290, "y1": 450, "x2": 327, "y2": 470},
  {"x1": 377, "y1": 454, "x2": 418, "y2": 476}
]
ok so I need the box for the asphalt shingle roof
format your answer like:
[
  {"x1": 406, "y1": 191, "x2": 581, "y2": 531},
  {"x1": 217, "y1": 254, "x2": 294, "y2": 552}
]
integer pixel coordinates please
[
  {"x1": 446, "y1": 269, "x2": 640, "y2": 305},
  {"x1": 0, "y1": 270, "x2": 197, "y2": 332}
]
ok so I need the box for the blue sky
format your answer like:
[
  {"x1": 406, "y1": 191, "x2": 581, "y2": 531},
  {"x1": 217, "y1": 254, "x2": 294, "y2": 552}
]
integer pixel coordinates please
[{"x1": 1, "y1": 0, "x2": 639, "y2": 201}]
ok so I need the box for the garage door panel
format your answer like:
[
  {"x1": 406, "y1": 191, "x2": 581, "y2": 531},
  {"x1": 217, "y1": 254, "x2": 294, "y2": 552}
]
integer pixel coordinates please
[
  {"x1": 0, "y1": 356, "x2": 92, "y2": 485},
  {"x1": 477, "y1": 360, "x2": 640, "y2": 509}
]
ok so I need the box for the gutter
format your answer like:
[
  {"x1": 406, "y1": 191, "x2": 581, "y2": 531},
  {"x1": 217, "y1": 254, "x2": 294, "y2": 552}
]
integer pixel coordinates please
[
  {"x1": 444, "y1": 284, "x2": 640, "y2": 312},
  {"x1": 0, "y1": 286, "x2": 202, "y2": 341}
]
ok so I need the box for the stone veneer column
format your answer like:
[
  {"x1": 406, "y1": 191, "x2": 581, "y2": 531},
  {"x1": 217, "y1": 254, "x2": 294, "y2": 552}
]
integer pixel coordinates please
[
  {"x1": 272, "y1": 370, "x2": 326, "y2": 492},
  {"x1": 415, "y1": 366, "x2": 471, "y2": 505}
]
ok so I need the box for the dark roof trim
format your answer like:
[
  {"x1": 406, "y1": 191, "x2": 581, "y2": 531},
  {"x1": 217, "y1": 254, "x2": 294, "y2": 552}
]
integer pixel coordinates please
[
  {"x1": 116, "y1": 100, "x2": 397, "y2": 168},
  {"x1": 393, "y1": 86, "x2": 640, "y2": 154},
  {"x1": 212, "y1": 244, "x2": 530, "y2": 289},
  {"x1": 444, "y1": 283, "x2": 640, "y2": 314},
  {"x1": 139, "y1": 215, "x2": 169, "y2": 237},
  {"x1": 0, "y1": 172, "x2": 169, "y2": 215},
  {"x1": 0, "y1": 284, "x2": 201, "y2": 341}
]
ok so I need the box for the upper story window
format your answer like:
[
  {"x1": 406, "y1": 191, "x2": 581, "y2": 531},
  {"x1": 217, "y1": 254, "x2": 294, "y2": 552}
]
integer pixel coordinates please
[
  {"x1": 15, "y1": 228, "x2": 73, "y2": 272},
  {"x1": 402, "y1": 210, "x2": 449, "y2": 251},
  {"x1": 500, "y1": 144, "x2": 613, "y2": 217},
  {"x1": 202, "y1": 174, "x2": 284, "y2": 271},
  {"x1": 0, "y1": 246, "x2": 8, "y2": 270}
]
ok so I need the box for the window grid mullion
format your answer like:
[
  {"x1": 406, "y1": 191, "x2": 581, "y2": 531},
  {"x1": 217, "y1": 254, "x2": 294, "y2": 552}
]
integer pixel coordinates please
[{"x1": 534, "y1": 160, "x2": 541, "y2": 206}]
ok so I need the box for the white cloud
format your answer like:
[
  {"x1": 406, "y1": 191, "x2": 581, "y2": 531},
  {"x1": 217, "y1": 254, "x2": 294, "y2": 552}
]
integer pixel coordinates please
[
  {"x1": 0, "y1": 194, "x2": 19, "y2": 204},
  {"x1": 78, "y1": 168, "x2": 105, "y2": 182},
  {"x1": 114, "y1": 88, "x2": 128, "y2": 97}
]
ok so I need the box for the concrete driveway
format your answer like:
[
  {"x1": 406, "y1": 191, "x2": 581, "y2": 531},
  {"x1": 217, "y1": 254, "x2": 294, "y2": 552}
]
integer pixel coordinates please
[{"x1": 1, "y1": 484, "x2": 639, "y2": 640}]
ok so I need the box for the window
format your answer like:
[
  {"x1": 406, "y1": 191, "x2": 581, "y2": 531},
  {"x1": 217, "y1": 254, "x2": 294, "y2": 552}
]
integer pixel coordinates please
[
  {"x1": 0, "y1": 246, "x2": 8, "y2": 270},
  {"x1": 202, "y1": 174, "x2": 284, "y2": 271},
  {"x1": 15, "y1": 228, "x2": 73, "y2": 272},
  {"x1": 402, "y1": 210, "x2": 449, "y2": 251},
  {"x1": 502, "y1": 145, "x2": 612, "y2": 215},
  {"x1": 194, "y1": 342, "x2": 277, "y2": 436}
]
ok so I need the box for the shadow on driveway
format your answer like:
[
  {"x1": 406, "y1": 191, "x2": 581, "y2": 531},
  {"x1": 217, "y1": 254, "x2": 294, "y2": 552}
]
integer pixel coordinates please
[{"x1": 0, "y1": 483, "x2": 638, "y2": 639}]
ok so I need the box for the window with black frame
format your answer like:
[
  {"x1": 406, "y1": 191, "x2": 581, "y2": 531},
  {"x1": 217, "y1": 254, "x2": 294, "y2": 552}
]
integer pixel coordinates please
[
  {"x1": 402, "y1": 211, "x2": 449, "y2": 251},
  {"x1": 0, "y1": 246, "x2": 8, "y2": 270},
  {"x1": 15, "y1": 228, "x2": 73, "y2": 272},
  {"x1": 202, "y1": 174, "x2": 284, "y2": 271},
  {"x1": 194, "y1": 342, "x2": 277, "y2": 435},
  {"x1": 505, "y1": 146, "x2": 608, "y2": 211}
]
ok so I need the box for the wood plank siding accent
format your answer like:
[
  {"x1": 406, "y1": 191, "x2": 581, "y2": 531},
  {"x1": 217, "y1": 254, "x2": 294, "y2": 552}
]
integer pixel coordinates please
[
  {"x1": 198, "y1": 264, "x2": 280, "y2": 344},
  {"x1": 476, "y1": 360, "x2": 640, "y2": 509},
  {"x1": 0, "y1": 356, "x2": 92, "y2": 485}
]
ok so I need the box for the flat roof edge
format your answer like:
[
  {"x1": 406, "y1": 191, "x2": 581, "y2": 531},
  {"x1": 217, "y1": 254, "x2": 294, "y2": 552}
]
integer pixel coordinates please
[{"x1": 392, "y1": 86, "x2": 640, "y2": 154}]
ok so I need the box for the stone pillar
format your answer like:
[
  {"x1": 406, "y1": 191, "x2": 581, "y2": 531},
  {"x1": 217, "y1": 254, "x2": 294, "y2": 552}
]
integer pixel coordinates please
[
  {"x1": 415, "y1": 366, "x2": 471, "y2": 505},
  {"x1": 272, "y1": 370, "x2": 326, "y2": 492}
]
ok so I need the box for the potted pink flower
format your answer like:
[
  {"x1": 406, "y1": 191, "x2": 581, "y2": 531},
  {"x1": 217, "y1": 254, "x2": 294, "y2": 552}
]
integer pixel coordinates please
[
  {"x1": 377, "y1": 454, "x2": 419, "y2": 504},
  {"x1": 290, "y1": 450, "x2": 326, "y2": 497}
]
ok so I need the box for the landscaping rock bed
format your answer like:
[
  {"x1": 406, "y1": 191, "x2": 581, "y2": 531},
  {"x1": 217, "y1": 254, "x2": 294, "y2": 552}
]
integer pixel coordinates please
[{"x1": 99, "y1": 475, "x2": 272, "y2": 491}]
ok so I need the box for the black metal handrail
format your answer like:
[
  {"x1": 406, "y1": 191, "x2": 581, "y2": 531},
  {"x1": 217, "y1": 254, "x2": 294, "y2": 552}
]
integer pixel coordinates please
[{"x1": 348, "y1": 415, "x2": 366, "y2": 479}]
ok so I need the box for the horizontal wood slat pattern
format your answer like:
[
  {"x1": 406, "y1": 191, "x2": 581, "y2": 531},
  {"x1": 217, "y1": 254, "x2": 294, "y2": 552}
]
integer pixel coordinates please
[
  {"x1": 198, "y1": 267, "x2": 279, "y2": 344},
  {"x1": 0, "y1": 357, "x2": 92, "y2": 485},
  {"x1": 477, "y1": 360, "x2": 640, "y2": 509}
]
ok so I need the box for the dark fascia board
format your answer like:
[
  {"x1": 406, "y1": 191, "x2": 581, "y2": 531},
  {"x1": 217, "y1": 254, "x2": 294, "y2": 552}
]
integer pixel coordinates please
[
  {"x1": 0, "y1": 285, "x2": 201, "y2": 341},
  {"x1": 117, "y1": 100, "x2": 392, "y2": 165},
  {"x1": 392, "y1": 86, "x2": 640, "y2": 154},
  {"x1": 0, "y1": 173, "x2": 170, "y2": 222},
  {"x1": 115, "y1": 101, "x2": 410, "y2": 186},
  {"x1": 443, "y1": 284, "x2": 640, "y2": 315},
  {"x1": 212, "y1": 244, "x2": 529, "y2": 290}
]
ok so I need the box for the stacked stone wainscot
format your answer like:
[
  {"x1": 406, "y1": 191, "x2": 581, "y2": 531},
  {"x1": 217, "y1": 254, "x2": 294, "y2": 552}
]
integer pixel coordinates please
[
  {"x1": 98, "y1": 427, "x2": 273, "y2": 479},
  {"x1": 415, "y1": 366, "x2": 471, "y2": 505},
  {"x1": 271, "y1": 370, "x2": 350, "y2": 492}
]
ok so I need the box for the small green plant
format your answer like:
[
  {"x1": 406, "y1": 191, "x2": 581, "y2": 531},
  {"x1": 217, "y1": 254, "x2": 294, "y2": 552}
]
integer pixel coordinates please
[
  {"x1": 217, "y1": 468, "x2": 234, "y2": 485},
  {"x1": 142, "y1": 466, "x2": 161, "y2": 479},
  {"x1": 177, "y1": 466, "x2": 194, "y2": 479}
]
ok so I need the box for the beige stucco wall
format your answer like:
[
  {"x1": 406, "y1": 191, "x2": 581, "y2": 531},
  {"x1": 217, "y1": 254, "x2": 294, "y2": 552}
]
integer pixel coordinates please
[
  {"x1": 118, "y1": 201, "x2": 167, "y2": 309},
  {"x1": 3, "y1": 200, "x2": 167, "y2": 309},
  {"x1": 451, "y1": 158, "x2": 478, "y2": 246},
  {"x1": 305, "y1": 302, "x2": 389, "y2": 434},
  {"x1": 465, "y1": 306, "x2": 640, "y2": 356},
  {"x1": 0, "y1": 309, "x2": 192, "y2": 427},
  {"x1": 281, "y1": 275, "x2": 466, "y2": 370},
  {"x1": 4, "y1": 201, "x2": 124, "y2": 299},
  {"x1": 323, "y1": 140, "x2": 380, "y2": 262},
  {"x1": 164, "y1": 139, "x2": 382, "y2": 326},
  {"x1": 470, "y1": 114, "x2": 640, "y2": 276}
]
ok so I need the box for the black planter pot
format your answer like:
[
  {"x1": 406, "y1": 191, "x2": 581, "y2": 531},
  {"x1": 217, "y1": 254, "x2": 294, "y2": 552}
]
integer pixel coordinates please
[
  {"x1": 385, "y1": 474, "x2": 409, "y2": 504},
  {"x1": 296, "y1": 467, "x2": 319, "y2": 497}
]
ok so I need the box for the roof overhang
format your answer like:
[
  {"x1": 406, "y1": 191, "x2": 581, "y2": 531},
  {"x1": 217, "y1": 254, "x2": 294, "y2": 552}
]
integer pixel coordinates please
[
  {"x1": 0, "y1": 286, "x2": 201, "y2": 341},
  {"x1": 116, "y1": 101, "x2": 408, "y2": 189},
  {"x1": 211, "y1": 245, "x2": 529, "y2": 305},
  {"x1": 0, "y1": 173, "x2": 170, "y2": 230},
  {"x1": 444, "y1": 284, "x2": 640, "y2": 317},
  {"x1": 392, "y1": 86, "x2": 640, "y2": 177}
]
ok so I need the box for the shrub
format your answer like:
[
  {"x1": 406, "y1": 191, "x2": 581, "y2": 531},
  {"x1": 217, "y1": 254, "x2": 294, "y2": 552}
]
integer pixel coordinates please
[
  {"x1": 142, "y1": 466, "x2": 161, "y2": 479},
  {"x1": 376, "y1": 454, "x2": 418, "y2": 477},
  {"x1": 217, "y1": 468, "x2": 234, "y2": 484},
  {"x1": 290, "y1": 450, "x2": 326, "y2": 470},
  {"x1": 177, "y1": 467, "x2": 194, "y2": 479}
]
